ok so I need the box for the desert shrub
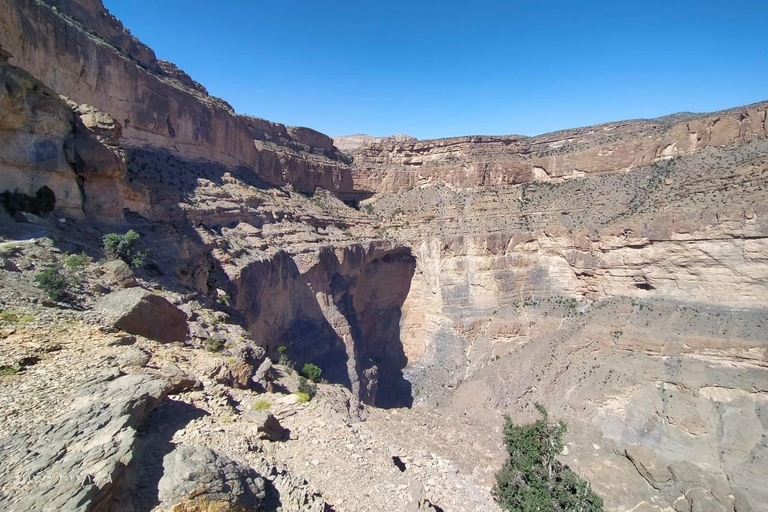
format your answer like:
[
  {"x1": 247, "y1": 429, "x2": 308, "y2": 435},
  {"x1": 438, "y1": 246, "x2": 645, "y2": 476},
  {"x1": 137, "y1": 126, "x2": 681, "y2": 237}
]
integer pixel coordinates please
[
  {"x1": 102, "y1": 230, "x2": 147, "y2": 268},
  {"x1": 494, "y1": 403, "x2": 604, "y2": 512},
  {"x1": 301, "y1": 363, "x2": 322, "y2": 382},
  {"x1": 252, "y1": 399, "x2": 271, "y2": 411},
  {"x1": 34, "y1": 265, "x2": 70, "y2": 302},
  {"x1": 63, "y1": 252, "x2": 90, "y2": 283},
  {"x1": 0, "y1": 311, "x2": 34, "y2": 324},
  {"x1": 204, "y1": 337, "x2": 224, "y2": 353},
  {"x1": 0, "y1": 365, "x2": 20, "y2": 376},
  {"x1": 298, "y1": 376, "x2": 316, "y2": 399},
  {"x1": 277, "y1": 345, "x2": 291, "y2": 366},
  {"x1": 295, "y1": 391, "x2": 311, "y2": 403},
  {"x1": 0, "y1": 186, "x2": 56, "y2": 215}
]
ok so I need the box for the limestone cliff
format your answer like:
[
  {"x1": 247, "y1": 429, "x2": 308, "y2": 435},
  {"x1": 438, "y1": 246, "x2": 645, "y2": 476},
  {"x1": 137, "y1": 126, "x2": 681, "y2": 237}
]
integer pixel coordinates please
[
  {"x1": 341, "y1": 104, "x2": 768, "y2": 193},
  {"x1": 0, "y1": 0, "x2": 353, "y2": 198}
]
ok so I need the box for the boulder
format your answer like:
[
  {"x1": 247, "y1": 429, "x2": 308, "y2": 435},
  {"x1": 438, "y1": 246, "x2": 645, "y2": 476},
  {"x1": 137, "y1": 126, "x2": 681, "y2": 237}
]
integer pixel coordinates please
[
  {"x1": 159, "y1": 363, "x2": 202, "y2": 394},
  {"x1": 101, "y1": 259, "x2": 137, "y2": 288},
  {"x1": 212, "y1": 341, "x2": 266, "y2": 389},
  {"x1": 114, "y1": 347, "x2": 151, "y2": 368},
  {"x1": 158, "y1": 445, "x2": 265, "y2": 510},
  {"x1": 244, "y1": 410, "x2": 288, "y2": 441},
  {"x1": 97, "y1": 288, "x2": 187, "y2": 343}
]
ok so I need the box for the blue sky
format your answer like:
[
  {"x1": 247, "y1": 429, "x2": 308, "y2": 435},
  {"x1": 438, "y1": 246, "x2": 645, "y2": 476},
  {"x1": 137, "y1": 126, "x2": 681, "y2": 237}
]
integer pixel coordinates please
[{"x1": 104, "y1": 0, "x2": 768, "y2": 139}]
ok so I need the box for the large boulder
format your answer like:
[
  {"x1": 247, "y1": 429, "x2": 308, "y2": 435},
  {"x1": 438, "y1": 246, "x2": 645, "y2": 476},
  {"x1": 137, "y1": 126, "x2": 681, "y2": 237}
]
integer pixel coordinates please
[
  {"x1": 97, "y1": 288, "x2": 188, "y2": 343},
  {"x1": 158, "y1": 445, "x2": 265, "y2": 510}
]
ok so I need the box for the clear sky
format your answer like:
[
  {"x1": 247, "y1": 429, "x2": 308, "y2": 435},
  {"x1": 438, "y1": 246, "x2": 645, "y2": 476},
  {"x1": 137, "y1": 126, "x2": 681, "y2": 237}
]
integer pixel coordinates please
[{"x1": 103, "y1": 0, "x2": 768, "y2": 140}]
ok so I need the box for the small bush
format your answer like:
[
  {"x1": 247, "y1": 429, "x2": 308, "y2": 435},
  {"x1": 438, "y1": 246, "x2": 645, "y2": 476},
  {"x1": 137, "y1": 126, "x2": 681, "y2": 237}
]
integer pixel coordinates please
[
  {"x1": 102, "y1": 230, "x2": 147, "y2": 268},
  {"x1": 301, "y1": 363, "x2": 322, "y2": 382},
  {"x1": 252, "y1": 399, "x2": 271, "y2": 411},
  {"x1": 204, "y1": 337, "x2": 224, "y2": 352},
  {"x1": 494, "y1": 403, "x2": 604, "y2": 512},
  {"x1": 298, "y1": 376, "x2": 317, "y2": 399},
  {"x1": 295, "y1": 391, "x2": 311, "y2": 403},
  {"x1": 0, "y1": 365, "x2": 20, "y2": 376},
  {"x1": 63, "y1": 252, "x2": 90, "y2": 271},
  {"x1": 277, "y1": 345, "x2": 291, "y2": 366},
  {"x1": 0, "y1": 311, "x2": 34, "y2": 324},
  {"x1": 34, "y1": 265, "x2": 70, "y2": 302},
  {"x1": 63, "y1": 252, "x2": 90, "y2": 283}
]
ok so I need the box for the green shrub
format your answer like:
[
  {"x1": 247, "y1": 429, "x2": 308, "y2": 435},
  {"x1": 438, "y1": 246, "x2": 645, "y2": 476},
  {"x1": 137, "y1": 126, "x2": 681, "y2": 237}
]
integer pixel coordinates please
[
  {"x1": 0, "y1": 365, "x2": 20, "y2": 376},
  {"x1": 252, "y1": 399, "x2": 271, "y2": 411},
  {"x1": 204, "y1": 337, "x2": 224, "y2": 352},
  {"x1": 277, "y1": 345, "x2": 291, "y2": 366},
  {"x1": 63, "y1": 252, "x2": 90, "y2": 271},
  {"x1": 494, "y1": 403, "x2": 603, "y2": 512},
  {"x1": 63, "y1": 252, "x2": 90, "y2": 283},
  {"x1": 295, "y1": 391, "x2": 311, "y2": 403},
  {"x1": 298, "y1": 376, "x2": 317, "y2": 399},
  {"x1": 34, "y1": 265, "x2": 70, "y2": 302},
  {"x1": 0, "y1": 311, "x2": 34, "y2": 324},
  {"x1": 301, "y1": 363, "x2": 322, "y2": 382},
  {"x1": 102, "y1": 230, "x2": 147, "y2": 268}
]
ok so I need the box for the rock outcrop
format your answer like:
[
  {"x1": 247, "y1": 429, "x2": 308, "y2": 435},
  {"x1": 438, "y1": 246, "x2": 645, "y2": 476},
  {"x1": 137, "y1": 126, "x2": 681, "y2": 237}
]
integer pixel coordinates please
[
  {"x1": 343, "y1": 103, "x2": 768, "y2": 194},
  {"x1": 0, "y1": 0, "x2": 353, "y2": 196},
  {"x1": 97, "y1": 288, "x2": 188, "y2": 343},
  {"x1": 0, "y1": 371, "x2": 172, "y2": 511}
]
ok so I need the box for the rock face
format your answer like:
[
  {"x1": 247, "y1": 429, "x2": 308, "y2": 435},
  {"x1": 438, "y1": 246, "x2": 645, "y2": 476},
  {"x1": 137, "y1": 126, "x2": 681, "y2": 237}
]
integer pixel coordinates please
[
  {"x1": 158, "y1": 445, "x2": 266, "y2": 511},
  {"x1": 0, "y1": 56, "x2": 83, "y2": 217},
  {"x1": 0, "y1": 0, "x2": 353, "y2": 196},
  {"x1": 97, "y1": 288, "x2": 188, "y2": 343},
  {"x1": 0, "y1": 56, "x2": 132, "y2": 220},
  {"x1": 0, "y1": 372, "x2": 172, "y2": 511},
  {"x1": 229, "y1": 244, "x2": 416, "y2": 407},
  {"x1": 344, "y1": 104, "x2": 768, "y2": 194}
]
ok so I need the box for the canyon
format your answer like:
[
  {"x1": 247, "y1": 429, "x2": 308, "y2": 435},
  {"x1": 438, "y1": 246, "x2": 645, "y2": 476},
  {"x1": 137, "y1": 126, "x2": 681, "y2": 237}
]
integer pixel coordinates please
[{"x1": 0, "y1": 1, "x2": 767, "y2": 511}]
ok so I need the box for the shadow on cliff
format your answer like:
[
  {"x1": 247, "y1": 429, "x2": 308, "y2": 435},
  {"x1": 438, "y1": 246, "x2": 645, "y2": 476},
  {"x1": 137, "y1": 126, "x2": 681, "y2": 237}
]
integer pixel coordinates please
[
  {"x1": 230, "y1": 251, "x2": 353, "y2": 390},
  {"x1": 120, "y1": 147, "x2": 415, "y2": 407},
  {"x1": 322, "y1": 247, "x2": 416, "y2": 409}
]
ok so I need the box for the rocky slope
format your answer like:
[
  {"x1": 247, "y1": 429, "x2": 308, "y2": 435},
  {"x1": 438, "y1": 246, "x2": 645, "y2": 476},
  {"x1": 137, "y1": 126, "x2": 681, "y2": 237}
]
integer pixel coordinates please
[{"x1": 0, "y1": 1, "x2": 767, "y2": 511}]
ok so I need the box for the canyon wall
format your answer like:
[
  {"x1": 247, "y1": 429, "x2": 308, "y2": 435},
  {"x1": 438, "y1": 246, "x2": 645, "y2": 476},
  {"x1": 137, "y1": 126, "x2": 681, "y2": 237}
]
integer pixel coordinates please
[
  {"x1": 0, "y1": 0, "x2": 353, "y2": 199},
  {"x1": 340, "y1": 103, "x2": 768, "y2": 193},
  {"x1": 363, "y1": 115, "x2": 768, "y2": 510},
  {"x1": 227, "y1": 244, "x2": 415, "y2": 407}
]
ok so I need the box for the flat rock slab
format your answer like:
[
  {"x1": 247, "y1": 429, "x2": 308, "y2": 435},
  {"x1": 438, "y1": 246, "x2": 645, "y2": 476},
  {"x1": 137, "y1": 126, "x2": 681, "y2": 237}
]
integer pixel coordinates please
[
  {"x1": 97, "y1": 288, "x2": 188, "y2": 343},
  {"x1": 0, "y1": 372, "x2": 172, "y2": 511}
]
